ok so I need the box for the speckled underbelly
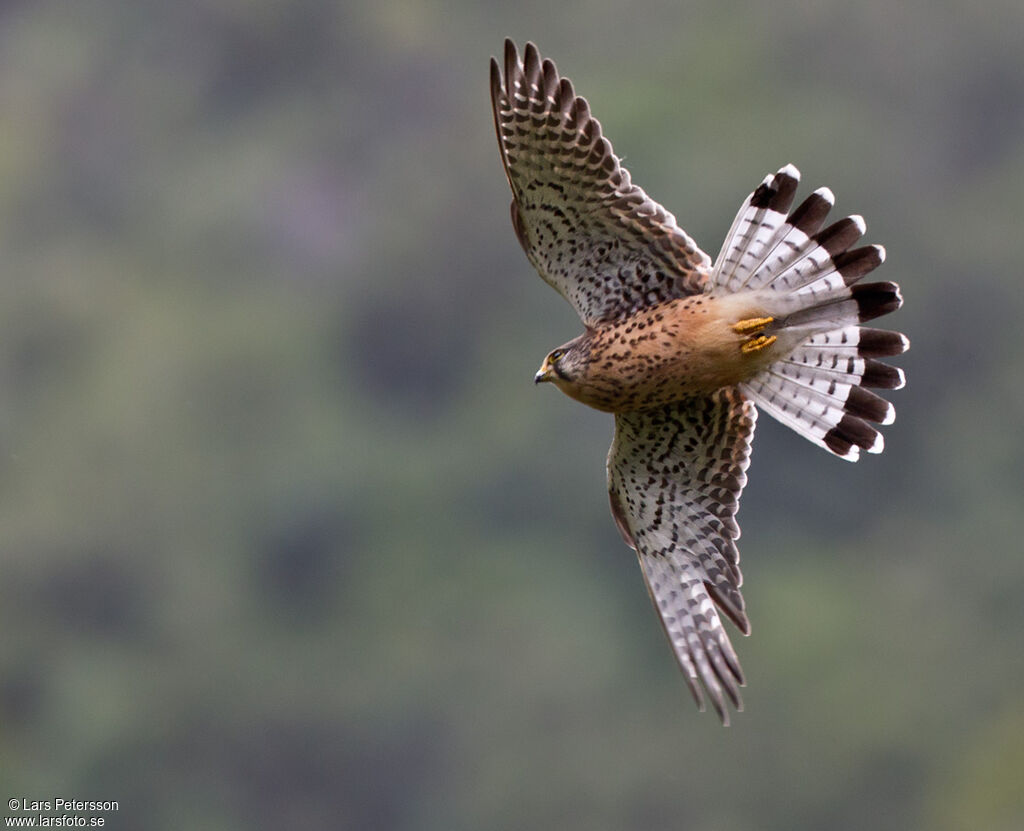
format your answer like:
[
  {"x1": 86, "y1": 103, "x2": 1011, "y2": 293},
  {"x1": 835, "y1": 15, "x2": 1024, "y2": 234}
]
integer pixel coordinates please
[{"x1": 568, "y1": 295, "x2": 774, "y2": 413}]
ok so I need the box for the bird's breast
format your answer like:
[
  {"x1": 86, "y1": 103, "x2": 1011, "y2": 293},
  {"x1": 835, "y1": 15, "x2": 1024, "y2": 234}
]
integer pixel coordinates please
[{"x1": 563, "y1": 294, "x2": 774, "y2": 412}]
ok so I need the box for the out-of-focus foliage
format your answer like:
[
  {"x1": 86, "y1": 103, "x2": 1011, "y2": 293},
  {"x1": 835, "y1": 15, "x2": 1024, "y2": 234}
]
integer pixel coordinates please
[{"x1": 0, "y1": 1, "x2": 1022, "y2": 829}]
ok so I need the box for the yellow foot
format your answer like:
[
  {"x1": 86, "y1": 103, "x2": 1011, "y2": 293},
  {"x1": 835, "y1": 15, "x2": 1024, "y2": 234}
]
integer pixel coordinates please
[
  {"x1": 732, "y1": 316, "x2": 774, "y2": 336},
  {"x1": 740, "y1": 334, "x2": 778, "y2": 355}
]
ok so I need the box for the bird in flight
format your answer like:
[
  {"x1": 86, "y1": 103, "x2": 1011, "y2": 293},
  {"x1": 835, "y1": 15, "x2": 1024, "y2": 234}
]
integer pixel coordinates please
[{"x1": 490, "y1": 40, "x2": 908, "y2": 724}]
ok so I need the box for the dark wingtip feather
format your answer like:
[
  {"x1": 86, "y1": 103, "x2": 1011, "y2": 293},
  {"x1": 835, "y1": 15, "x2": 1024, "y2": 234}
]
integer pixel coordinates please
[
  {"x1": 719, "y1": 672, "x2": 743, "y2": 712},
  {"x1": 708, "y1": 684, "x2": 729, "y2": 726},
  {"x1": 683, "y1": 674, "x2": 706, "y2": 713},
  {"x1": 749, "y1": 165, "x2": 800, "y2": 212},
  {"x1": 835, "y1": 244, "x2": 885, "y2": 285},
  {"x1": 717, "y1": 636, "x2": 747, "y2": 686},
  {"x1": 556, "y1": 77, "x2": 575, "y2": 116},
  {"x1": 753, "y1": 167, "x2": 798, "y2": 212},
  {"x1": 852, "y1": 281, "x2": 903, "y2": 322},
  {"x1": 771, "y1": 166, "x2": 800, "y2": 211},
  {"x1": 787, "y1": 188, "x2": 834, "y2": 235},
  {"x1": 814, "y1": 215, "x2": 866, "y2": 256},
  {"x1": 857, "y1": 328, "x2": 910, "y2": 357},
  {"x1": 824, "y1": 414, "x2": 880, "y2": 457},
  {"x1": 541, "y1": 58, "x2": 559, "y2": 101},
  {"x1": 749, "y1": 182, "x2": 774, "y2": 210},
  {"x1": 706, "y1": 581, "x2": 751, "y2": 635},
  {"x1": 862, "y1": 358, "x2": 906, "y2": 389},
  {"x1": 503, "y1": 39, "x2": 519, "y2": 95},
  {"x1": 522, "y1": 41, "x2": 541, "y2": 80},
  {"x1": 489, "y1": 57, "x2": 502, "y2": 104},
  {"x1": 845, "y1": 386, "x2": 893, "y2": 424}
]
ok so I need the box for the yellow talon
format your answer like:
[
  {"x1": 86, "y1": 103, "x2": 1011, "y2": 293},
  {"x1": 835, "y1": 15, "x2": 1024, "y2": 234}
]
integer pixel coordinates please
[
  {"x1": 732, "y1": 316, "x2": 775, "y2": 335},
  {"x1": 741, "y1": 334, "x2": 777, "y2": 354}
]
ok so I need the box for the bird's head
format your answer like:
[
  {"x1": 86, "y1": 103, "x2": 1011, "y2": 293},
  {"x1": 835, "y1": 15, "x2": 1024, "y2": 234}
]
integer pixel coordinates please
[{"x1": 534, "y1": 337, "x2": 588, "y2": 388}]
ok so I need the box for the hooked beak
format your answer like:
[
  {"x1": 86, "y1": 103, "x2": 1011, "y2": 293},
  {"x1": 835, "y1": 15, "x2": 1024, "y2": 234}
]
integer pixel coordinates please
[{"x1": 534, "y1": 358, "x2": 554, "y2": 384}]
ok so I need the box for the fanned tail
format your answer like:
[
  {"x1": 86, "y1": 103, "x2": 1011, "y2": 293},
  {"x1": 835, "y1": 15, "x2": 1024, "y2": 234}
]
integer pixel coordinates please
[{"x1": 711, "y1": 165, "x2": 908, "y2": 460}]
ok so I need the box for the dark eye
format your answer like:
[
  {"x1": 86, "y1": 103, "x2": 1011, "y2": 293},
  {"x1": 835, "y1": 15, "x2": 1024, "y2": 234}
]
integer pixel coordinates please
[{"x1": 549, "y1": 349, "x2": 565, "y2": 363}]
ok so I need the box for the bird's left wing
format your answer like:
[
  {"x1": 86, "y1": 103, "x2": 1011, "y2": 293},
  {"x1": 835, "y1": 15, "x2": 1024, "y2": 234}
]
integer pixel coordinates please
[
  {"x1": 607, "y1": 388, "x2": 757, "y2": 724},
  {"x1": 490, "y1": 40, "x2": 710, "y2": 326}
]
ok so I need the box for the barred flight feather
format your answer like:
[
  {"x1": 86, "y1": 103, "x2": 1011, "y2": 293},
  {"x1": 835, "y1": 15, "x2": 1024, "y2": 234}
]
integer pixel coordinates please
[
  {"x1": 608, "y1": 391, "x2": 756, "y2": 724},
  {"x1": 490, "y1": 40, "x2": 711, "y2": 325}
]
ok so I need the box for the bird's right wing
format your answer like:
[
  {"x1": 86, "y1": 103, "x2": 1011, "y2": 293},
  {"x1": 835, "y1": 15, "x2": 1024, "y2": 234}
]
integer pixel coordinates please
[
  {"x1": 490, "y1": 40, "x2": 710, "y2": 326},
  {"x1": 607, "y1": 388, "x2": 757, "y2": 724}
]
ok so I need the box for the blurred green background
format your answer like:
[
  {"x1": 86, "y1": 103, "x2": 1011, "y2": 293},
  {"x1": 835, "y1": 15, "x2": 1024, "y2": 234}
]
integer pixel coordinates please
[{"x1": 1, "y1": 1, "x2": 1022, "y2": 829}]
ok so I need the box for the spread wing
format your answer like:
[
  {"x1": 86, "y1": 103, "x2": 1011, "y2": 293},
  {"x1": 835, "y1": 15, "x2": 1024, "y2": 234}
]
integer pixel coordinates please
[
  {"x1": 490, "y1": 39, "x2": 710, "y2": 326},
  {"x1": 607, "y1": 388, "x2": 757, "y2": 724}
]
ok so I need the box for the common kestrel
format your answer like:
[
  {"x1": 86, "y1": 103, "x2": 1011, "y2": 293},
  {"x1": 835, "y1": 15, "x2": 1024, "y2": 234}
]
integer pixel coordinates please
[{"x1": 490, "y1": 40, "x2": 907, "y2": 724}]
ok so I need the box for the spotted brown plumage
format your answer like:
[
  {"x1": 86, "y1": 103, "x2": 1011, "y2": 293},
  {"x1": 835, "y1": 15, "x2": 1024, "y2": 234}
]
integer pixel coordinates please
[
  {"x1": 492, "y1": 40, "x2": 908, "y2": 724},
  {"x1": 608, "y1": 390, "x2": 757, "y2": 721},
  {"x1": 490, "y1": 40, "x2": 709, "y2": 325}
]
